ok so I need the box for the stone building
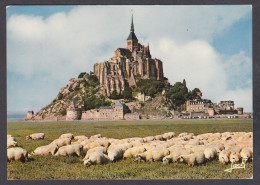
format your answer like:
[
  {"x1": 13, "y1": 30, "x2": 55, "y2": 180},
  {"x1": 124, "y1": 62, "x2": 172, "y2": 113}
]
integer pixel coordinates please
[
  {"x1": 66, "y1": 102, "x2": 81, "y2": 121},
  {"x1": 26, "y1": 111, "x2": 34, "y2": 119},
  {"x1": 81, "y1": 101, "x2": 140, "y2": 120},
  {"x1": 94, "y1": 14, "x2": 164, "y2": 96},
  {"x1": 236, "y1": 107, "x2": 244, "y2": 115}
]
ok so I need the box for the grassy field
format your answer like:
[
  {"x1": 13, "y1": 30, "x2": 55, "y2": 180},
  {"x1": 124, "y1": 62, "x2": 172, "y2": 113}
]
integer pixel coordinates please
[{"x1": 7, "y1": 119, "x2": 253, "y2": 179}]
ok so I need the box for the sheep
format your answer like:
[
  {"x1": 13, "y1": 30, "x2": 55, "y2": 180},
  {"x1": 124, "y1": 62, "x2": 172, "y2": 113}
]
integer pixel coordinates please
[
  {"x1": 229, "y1": 151, "x2": 241, "y2": 164},
  {"x1": 59, "y1": 133, "x2": 74, "y2": 140},
  {"x1": 89, "y1": 134, "x2": 102, "y2": 140},
  {"x1": 107, "y1": 147, "x2": 124, "y2": 162},
  {"x1": 162, "y1": 132, "x2": 175, "y2": 140},
  {"x1": 32, "y1": 143, "x2": 59, "y2": 156},
  {"x1": 83, "y1": 141, "x2": 103, "y2": 151},
  {"x1": 7, "y1": 137, "x2": 17, "y2": 148},
  {"x1": 74, "y1": 135, "x2": 88, "y2": 141},
  {"x1": 51, "y1": 138, "x2": 71, "y2": 147},
  {"x1": 135, "y1": 148, "x2": 169, "y2": 162},
  {"x1": 26, "y1": 133, "x2": 45, "y2": 140},
  {"x1": 204, "y1": 147, "x2": 217, "y2": 161},
  {"x1": 240, "y1": 148, "x2": 253, "y2": 163},
  {"x1": 7, "y1": 147, "x2": 28, "y2": 162},
  {"x1": 163, "y1": 148, "x2": 192, "y2": 164},
  {"x1": 154, "y1": 135, "x2": 164, "y2": 141},
  {"x1": 83, "y1": 151, "x2": 110, "y2": 167},
  {"x1": 7, "y1": 135, "x2": 13, "y2": 139},
  {"x1": 83, "y1": 146, "x2": 107, "y2": 160},
  {"x1": 219, "y1": 150, "x2": 231, "y2": 164},
  {"x1": 178, "y1": 152, "x2": 205, "y2": 166},
  {"x1": 178, "y1": 132, "x2": 188, "y2": 137},
  {"x1": 54, "y1": 144, "x2": 83, "y2": 157},
  {"x1": 143, "y1": 136, "x2": 155, "y2": 142},
  {"x1": 123, "y1": 146, "x2": 146, "y2": 159}
]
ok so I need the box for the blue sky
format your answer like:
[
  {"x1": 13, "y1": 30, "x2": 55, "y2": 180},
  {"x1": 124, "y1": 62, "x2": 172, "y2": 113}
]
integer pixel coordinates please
[{"x1": 6, "y1": 5, "x2": 252, "y2": 113}]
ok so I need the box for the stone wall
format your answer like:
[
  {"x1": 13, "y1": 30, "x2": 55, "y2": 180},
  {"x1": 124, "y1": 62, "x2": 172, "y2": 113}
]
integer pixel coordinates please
[
  {"x1": 124, "y1": 113, "x2": 140, "y2": 120},
  {"x1": 66, "y1": 108, "x2": 81, "y2": 120}
]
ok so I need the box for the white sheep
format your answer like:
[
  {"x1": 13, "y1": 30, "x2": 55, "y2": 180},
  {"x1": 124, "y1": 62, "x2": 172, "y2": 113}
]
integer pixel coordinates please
[
  {"x1": 83, "y1": 151, "x2": 110, "y2": 167},
  {"x1": 219, "y1": 150, "x2": 231, "y2": 164},
  {"x1": 240, "y1": 147, "x2": 253, "y2": 163},
  {"x1": 204, "y1": 147, "x2": 217, "y2": 161},
  {"x1": 154, "y1": 135, "x2": 163, "y2": 141},
  {"x1": 143, "y1": 136, "x2": 155, "y2": 143},
  {"x1": 163, "y1": 148, "x2": 192, "y2": 164},
  {"x1": 59, "y1": 133, "x2": 74, "y2": 140},
  {"x1": 7, "y1": 147, "x2": 29, "y2": 162},
  {"x1": 83, "y1": 146, "x2": 107, "y2": 160},
  {"x1": 178, "y1": 152, "x2": 205, "y2": 166},
  {"x1": 7, "y1": 137, "x2": 17, "y2": 148},
  {"x1": 74, "y1": 135, "x2": 88, "y2": 140},
  {"x1": 26, "y1": 133, "x2": 45, "y2": 140},
  {"x1": 123, "y1": 146, "x2": 146, "y2": 159},
  {"x1": 229, "y1": 151, "x2": 241, "y2": 164},
  {"x1": 107, "y1": 147, "x2": 124, "y2": 162},
  {"x1": 89, "y1": 134, "x2": 102, "y2": 140},
  {"x1": 54, "y1": 144, "x2": 83, "y2": 157},
  {"x1": 32, "y1": 143, "x2": 59, "y2": 156},
  {"x1": 135, "y1": 148, "x2": 169, "y2": 162},
  {"x1": 51, "y1": 138, "x2": 71, "y2": 147}
]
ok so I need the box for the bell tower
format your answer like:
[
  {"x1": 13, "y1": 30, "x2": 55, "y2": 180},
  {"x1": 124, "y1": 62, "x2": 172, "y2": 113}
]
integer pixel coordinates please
[{"x1": 127, "y1": 13, "x2": 138, "y2": 52}]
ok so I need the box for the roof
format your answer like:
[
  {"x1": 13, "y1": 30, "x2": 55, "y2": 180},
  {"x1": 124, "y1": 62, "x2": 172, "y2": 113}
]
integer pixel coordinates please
[
  {"x1": 100, "y1": 106, "x2": 113, "y2": 109},
  {"x1": 127, "y1": 32, "x2": 138, "y2": 40},
  {"x1": 116, "y1": 48, "x2": 131, "y2": 53},
  {"x1": 114, "y1": 102, "x2": 123, "y2": 107}
]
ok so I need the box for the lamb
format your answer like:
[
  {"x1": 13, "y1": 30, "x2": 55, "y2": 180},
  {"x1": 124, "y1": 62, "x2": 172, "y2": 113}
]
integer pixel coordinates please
[
  {"x1": 51, "y1": 138, "x2": 71, "y2": 147},
  {"x1": 7, "y1": 147, "x2": 29, "y2": 162},
  {"x1": 32, "y1": 143, "x2": 59, "y2": 156},
  {"x1": 178, "y1": 152, "x2": 205, "y2": 166},
  {"x1": 26, "y1": 133, "x2": 45, "y2": 140},
  {"x1": 83, "y1": 151, "x2": 110, "y2": 167},
  {"x1": 7, "y1": 137, "x2": 17, "y2": 148},
  {"x1": 240, "y1": 147, "x2": 253, "y2": 163},
  {"x1": 219, "y1": 150, "x2": 231, "y2": 164},
  {"x1": 59, "y1": 133, "x2": 74, "y2": 140},
  {"x1": 135, "y1": 148, "x2": 169, "y2": 162},
  {"x1": 83, "y1": 146, "x2": 107, "y2": 160},
  {"x1": 54, "y1": 144, "x2": 83, "y2": 157},
  {"x1": 123, "y1": 146, "x2": 146, "y2": 159},
  {"x1": 204, "y1": 147, "x2": 217, "y2": 161}
]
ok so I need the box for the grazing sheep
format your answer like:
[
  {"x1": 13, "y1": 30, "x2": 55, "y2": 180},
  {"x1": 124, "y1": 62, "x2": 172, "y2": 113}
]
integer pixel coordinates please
[
  {"x1": 162, "y1": 132, "x2": 175, "y2": 140},
  {"x1": 74, "y1": 135, "x2": 88, "y2": 141},
  {"x1": 83, "y1": 152, "x2": 110, "y2": 167},
  {"x1": 7, "y1": 137, "x2": 18, "y2": 148},
  {"x1": 204, "y1": 147, "x2": 217, "y2": 161},
  {"x1": 84, "y1": 141, "x2": 103, "y2": 151},
  {"x1": 240, "y1": 148, "x2": 253, "y2": 162},
  {"x1": 26, "y1": 133, "x2": 45, "y2": 140},
  {"x1": 7, "y1": 135, "x2": 13, "y2": 139},
  {"x1": 135, "y1": 148, "x2": 169, "y2": 162},
  {"x1": 7, "y1": 147, "x2": 28, "y2": 162},
  {"x1": 179, "y1": 132, "x2": 188, "y2": 137},
  {"x1": 51, "y1": 138, "x2": 71, "y2": 147},
  {"x1": 143, "y1": 136, "x2": 155, "y2": 143},
  {"x1": 178, "y1": 152, "x2": 205, "y2": 166},
  {"x1": 123, "y1": 146, "x2": 146, "y2": 159},
  {"x1": 154, "y1": 135, "x2": 163, "y2": 141},
  {"x1": 163, "y1": 148, "x2": 192, "y2": 164},
  {"x1": 32, "y1": 143, "x2": 59, "y2": 156},
  {"x1": 59, "y1": 133, "x2": 74, "y2": 140},
  {"x1": 229, "y1": 151, "x2": 241, "y2": 164},
  {"x1": 83, "y1": 146, "x2": 107, "y2": 160},
  {"x1": 90, "y1": 134, "x2": 102, "y2": 140},
  {"x1": 54, "y1": 144, "x2": 83, "y2": 157},
  {"x1": 107, "y1": 147, "x2": 124, "y2": 162},
  {"x1": 219, "y1": 150, "x2": 231, "y2": 164}
]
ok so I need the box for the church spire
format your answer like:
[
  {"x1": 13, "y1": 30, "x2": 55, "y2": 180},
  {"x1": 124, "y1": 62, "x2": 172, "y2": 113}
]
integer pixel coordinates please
[{"x1": 130, "y1": 12, "x2": 134, "y2": 32}]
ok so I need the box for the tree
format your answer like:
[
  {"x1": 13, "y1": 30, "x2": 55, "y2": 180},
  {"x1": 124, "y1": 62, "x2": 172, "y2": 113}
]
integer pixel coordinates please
[
  {"x1": 122, "y1": 87, "x2": 133, "y2": 100},
  {"x1": 78, "y1": 72, "x2": 87, "y2": 78}
]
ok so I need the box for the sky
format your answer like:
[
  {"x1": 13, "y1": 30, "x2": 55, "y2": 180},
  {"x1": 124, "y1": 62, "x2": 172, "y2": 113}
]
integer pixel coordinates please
[{"x1": 6, "y1": 5, "x2": 252, "y2": 113}]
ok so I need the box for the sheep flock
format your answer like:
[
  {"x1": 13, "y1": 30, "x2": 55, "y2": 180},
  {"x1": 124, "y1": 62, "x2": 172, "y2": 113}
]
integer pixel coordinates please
[{"x1": 7, "y1": 131, "x2": 253, "y2": 168}]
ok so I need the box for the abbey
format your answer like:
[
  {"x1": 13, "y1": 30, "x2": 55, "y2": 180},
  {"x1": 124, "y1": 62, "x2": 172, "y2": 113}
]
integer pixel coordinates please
[{"x1": 94, "y1": 14, "x2": 164, "y2": 96}]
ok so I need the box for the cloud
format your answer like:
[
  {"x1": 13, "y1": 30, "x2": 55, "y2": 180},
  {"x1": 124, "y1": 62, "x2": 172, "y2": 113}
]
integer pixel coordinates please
[{"x1": 7, "y1": 5, "x2": 252, "y2": 112}]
